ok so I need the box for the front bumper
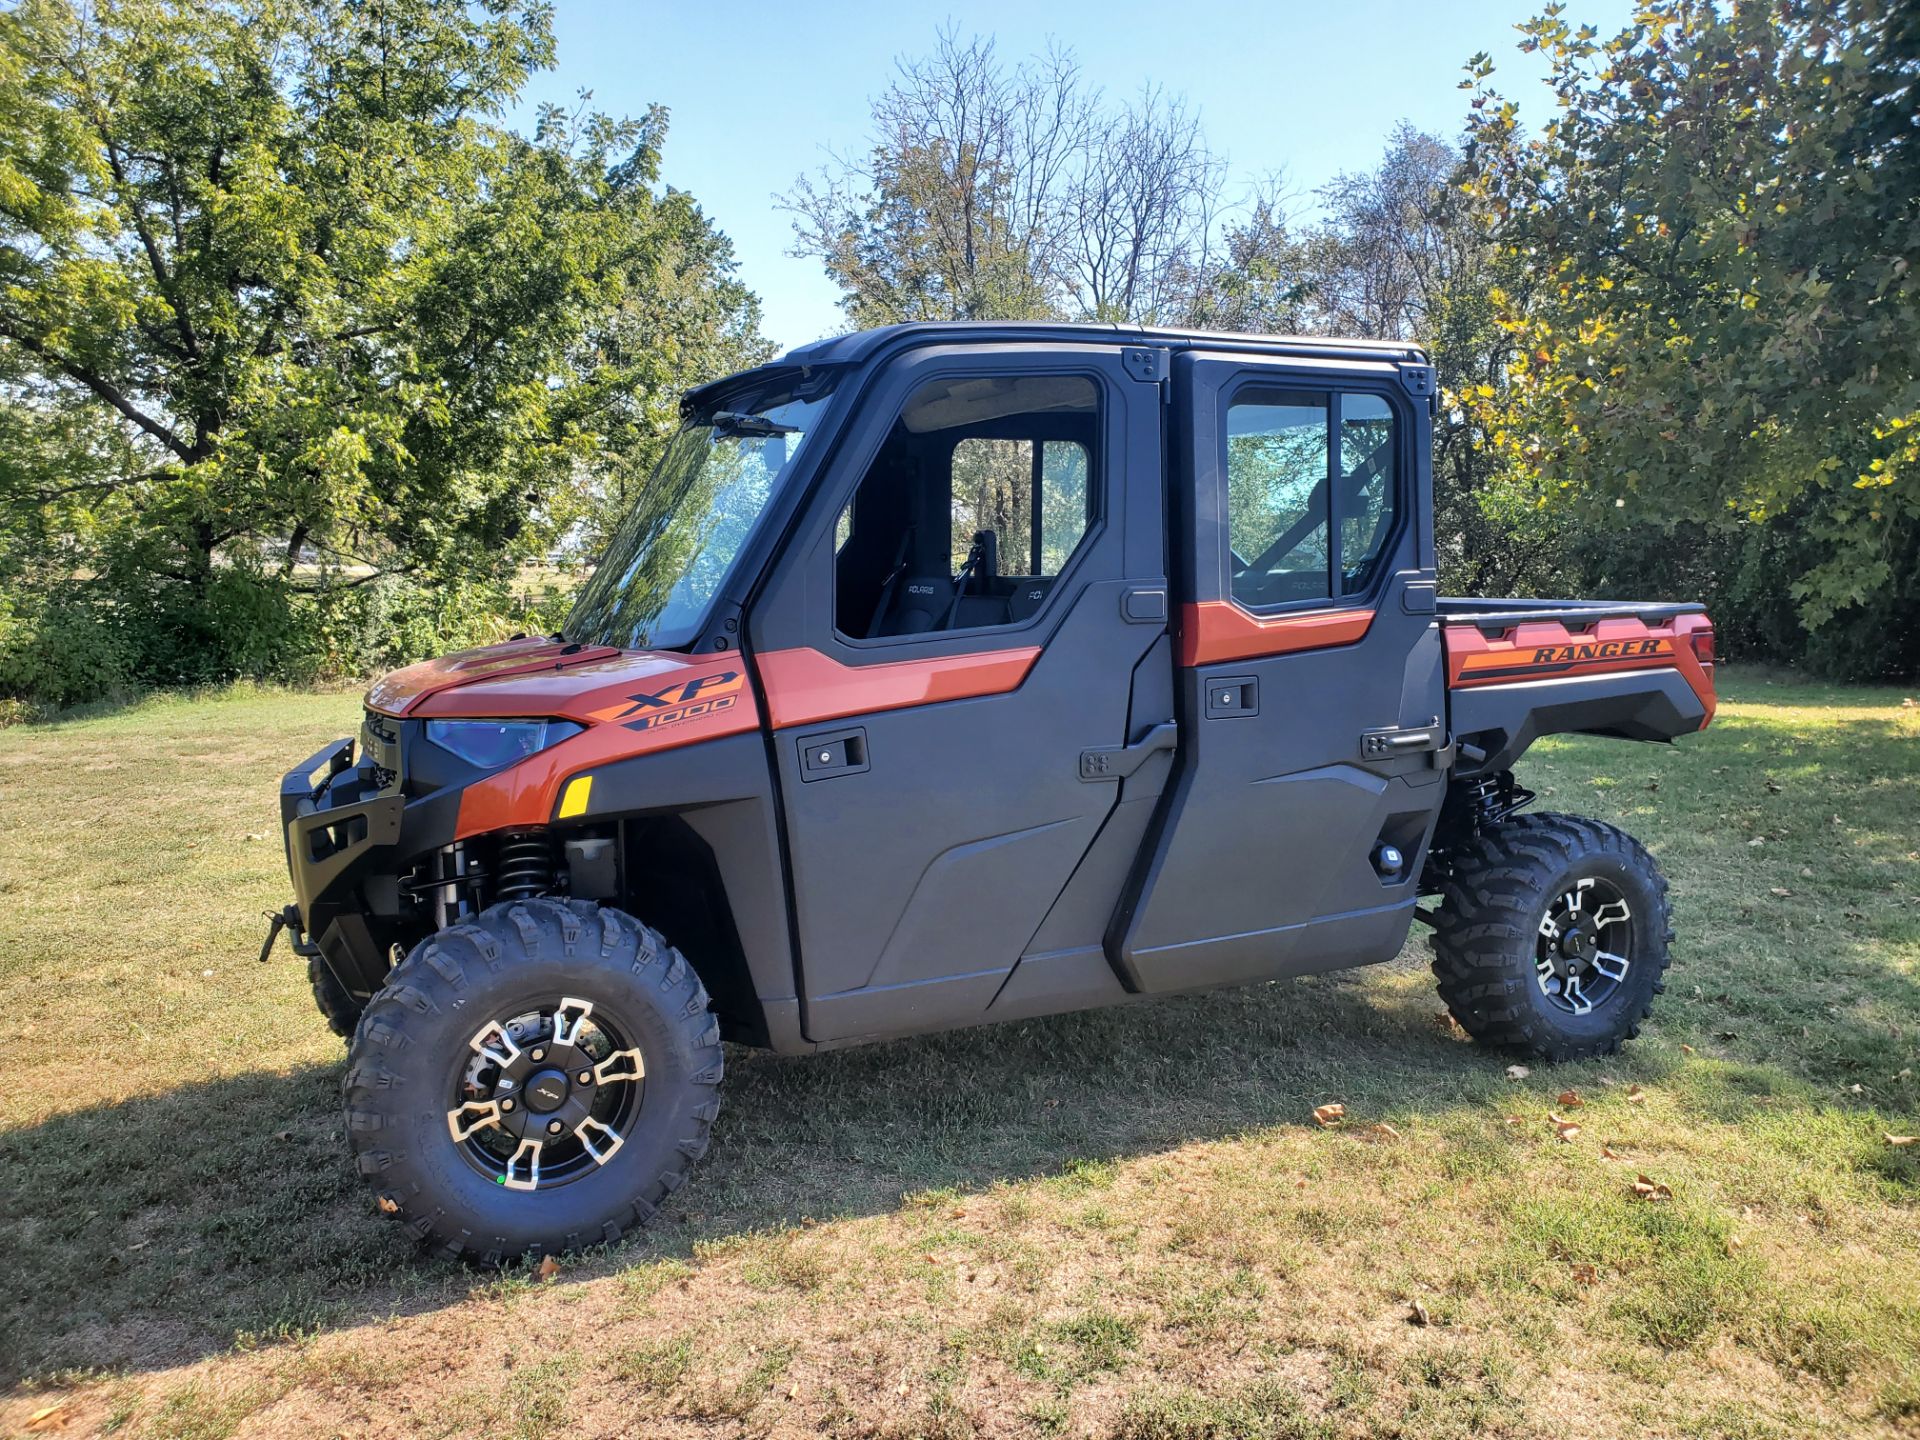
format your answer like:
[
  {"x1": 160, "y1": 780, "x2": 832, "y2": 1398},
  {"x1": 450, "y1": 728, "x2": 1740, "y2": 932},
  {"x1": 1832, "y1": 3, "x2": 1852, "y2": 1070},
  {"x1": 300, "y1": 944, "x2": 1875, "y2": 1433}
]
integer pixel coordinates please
[{"x1": 280, "y1": 739, "x2": 405, "y2": 926}]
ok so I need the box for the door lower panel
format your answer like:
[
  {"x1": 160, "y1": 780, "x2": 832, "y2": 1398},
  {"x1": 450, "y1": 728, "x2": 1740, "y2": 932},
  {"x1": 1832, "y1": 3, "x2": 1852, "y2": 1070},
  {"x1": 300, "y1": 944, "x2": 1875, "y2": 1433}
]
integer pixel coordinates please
[{"x1": 1121, "y1": 896, "x2": 1417, "y2": 994}]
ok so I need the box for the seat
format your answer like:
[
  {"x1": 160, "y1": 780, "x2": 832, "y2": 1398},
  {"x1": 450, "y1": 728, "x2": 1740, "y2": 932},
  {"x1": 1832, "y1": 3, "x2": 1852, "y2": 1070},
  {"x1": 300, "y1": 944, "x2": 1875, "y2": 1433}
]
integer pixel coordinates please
[
  {"x1": 1005, "y1": 577, "x2": 1053, "y2": 623},
  {"x1": 877, "y1": 575, "x2": 954, "y2": 635}
]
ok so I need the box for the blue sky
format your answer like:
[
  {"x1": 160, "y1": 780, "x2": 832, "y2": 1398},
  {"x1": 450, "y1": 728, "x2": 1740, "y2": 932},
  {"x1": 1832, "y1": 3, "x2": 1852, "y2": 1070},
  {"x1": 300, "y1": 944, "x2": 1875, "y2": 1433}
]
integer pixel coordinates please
[{"x1": 515, "y1": 1, "x2": 1638, "y2": 352}]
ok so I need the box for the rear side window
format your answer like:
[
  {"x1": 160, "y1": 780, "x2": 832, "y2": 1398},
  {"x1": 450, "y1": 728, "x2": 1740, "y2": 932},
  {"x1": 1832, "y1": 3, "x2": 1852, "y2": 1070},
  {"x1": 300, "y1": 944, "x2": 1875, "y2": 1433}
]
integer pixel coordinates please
[
  {"x1": 1339, "y1": 394, "x2": 1397, "y2": 596},
  {"x1": 1226, "y1": 390, "x2": 1331, "y2": 608},
  {"x1": 1225, "y1": 387, "x2": 1397, "y2": 609}
]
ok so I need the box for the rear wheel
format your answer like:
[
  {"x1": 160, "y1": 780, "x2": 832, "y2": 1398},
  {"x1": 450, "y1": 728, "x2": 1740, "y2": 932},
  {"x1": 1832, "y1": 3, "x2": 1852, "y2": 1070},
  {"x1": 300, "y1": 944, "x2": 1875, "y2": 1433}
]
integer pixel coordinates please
[
  {"x1": 1430, "y1": 812, "x2": 1672, "y2": 1062},
  {"x1": 343, "y1": 897, "x2": 722, "y2": 1262}
]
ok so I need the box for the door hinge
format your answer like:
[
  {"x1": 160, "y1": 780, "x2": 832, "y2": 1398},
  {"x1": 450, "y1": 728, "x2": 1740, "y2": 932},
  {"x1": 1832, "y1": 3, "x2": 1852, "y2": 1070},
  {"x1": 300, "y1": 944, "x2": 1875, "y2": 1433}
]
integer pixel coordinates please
[{"x1": 1121, "y1": 346, "x2": 1170, "y2": 386}]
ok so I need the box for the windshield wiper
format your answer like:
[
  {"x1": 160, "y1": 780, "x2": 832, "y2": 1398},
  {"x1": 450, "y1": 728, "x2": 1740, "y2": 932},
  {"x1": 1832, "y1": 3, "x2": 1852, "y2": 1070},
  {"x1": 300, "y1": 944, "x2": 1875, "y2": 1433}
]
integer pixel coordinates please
[{"x1": 709, "y1": 410, "x2": 799, "y2": 437}]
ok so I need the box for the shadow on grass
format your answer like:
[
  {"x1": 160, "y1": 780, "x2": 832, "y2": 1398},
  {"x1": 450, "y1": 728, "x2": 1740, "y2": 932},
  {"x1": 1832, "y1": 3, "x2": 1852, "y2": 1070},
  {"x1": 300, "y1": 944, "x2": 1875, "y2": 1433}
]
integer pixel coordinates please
[{"x1": 0, "y1": 947, "x2": 1841, "y2": 1391}]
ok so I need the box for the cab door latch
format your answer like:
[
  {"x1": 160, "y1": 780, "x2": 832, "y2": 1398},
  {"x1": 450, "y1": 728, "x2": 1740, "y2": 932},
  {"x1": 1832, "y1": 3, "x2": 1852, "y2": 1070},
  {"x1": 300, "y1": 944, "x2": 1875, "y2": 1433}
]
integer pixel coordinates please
[{"x1": 1080, "y1": 721, "x2": 1177, "y2": 781}]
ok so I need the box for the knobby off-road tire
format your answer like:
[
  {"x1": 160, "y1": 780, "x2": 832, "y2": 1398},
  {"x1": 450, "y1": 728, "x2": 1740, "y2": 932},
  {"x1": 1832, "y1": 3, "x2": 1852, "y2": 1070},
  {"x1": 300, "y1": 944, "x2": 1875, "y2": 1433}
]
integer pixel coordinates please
[
  {"x1": 343, "y1": 897, "x2": 723, "y2": 1262},
  {"x1": 309, "y1": 952, "x2": 366, "y2": 1040},
  {"x1": 1430, "y1": 812, "x2": 1672, "y2": 1062}
]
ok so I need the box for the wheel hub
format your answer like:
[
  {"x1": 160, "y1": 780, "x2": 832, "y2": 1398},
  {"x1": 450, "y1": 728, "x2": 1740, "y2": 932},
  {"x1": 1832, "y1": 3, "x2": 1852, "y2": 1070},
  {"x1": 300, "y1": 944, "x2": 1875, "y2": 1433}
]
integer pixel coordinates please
[
  {"x1": 445, "y1": 996, "x2": 648, "y2": 1192},
  {"x1": 1534, "y1": 879, "x2": 1634, "y2": 1016},
  {"x1": 522, "y1": 1067, "x2": 573, "y2": 1113}
]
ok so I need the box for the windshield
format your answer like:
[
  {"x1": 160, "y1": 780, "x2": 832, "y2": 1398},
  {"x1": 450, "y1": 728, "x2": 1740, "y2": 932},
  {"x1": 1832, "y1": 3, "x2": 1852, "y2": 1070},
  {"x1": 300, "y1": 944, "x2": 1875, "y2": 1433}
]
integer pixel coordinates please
[{"x1": 565, "y1": 376, "x2": 836, "y2": 651}]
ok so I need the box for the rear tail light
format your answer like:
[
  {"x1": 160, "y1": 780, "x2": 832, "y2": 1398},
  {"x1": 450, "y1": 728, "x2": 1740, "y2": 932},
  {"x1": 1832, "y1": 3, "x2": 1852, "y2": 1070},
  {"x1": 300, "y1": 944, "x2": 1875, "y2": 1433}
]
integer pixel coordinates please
[{"x1": 1689, "y1": 623, "x2": 1716, "y2": 665}]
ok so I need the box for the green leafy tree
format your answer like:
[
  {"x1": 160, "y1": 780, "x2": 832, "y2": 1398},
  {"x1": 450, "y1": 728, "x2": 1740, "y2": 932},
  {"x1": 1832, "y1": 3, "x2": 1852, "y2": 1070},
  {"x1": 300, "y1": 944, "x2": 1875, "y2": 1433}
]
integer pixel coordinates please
[
  {"x1": 1461, "y1": 0, "x2": 1920, "y2": 677},
  {"x1": 0, "y1": 0, "x2": 766, "y2": 700}
]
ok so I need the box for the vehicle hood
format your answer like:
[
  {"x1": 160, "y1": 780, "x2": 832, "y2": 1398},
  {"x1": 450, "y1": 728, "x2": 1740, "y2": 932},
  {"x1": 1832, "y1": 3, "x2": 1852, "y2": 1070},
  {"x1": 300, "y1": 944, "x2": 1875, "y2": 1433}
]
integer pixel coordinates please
[{"x1": 366, "y1": 638, "x2": 742, "y2": 725}]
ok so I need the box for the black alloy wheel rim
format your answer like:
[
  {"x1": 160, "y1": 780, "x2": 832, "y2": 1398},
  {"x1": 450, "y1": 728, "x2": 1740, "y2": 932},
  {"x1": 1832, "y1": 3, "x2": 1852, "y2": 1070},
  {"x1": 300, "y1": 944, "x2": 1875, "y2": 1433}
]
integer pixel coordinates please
[
  {"x1": 446, "y1": 997, "x2": 647, "y2": 1191},
  {"x1": 1534, "y1": 876, "x2": 1634, "y2": 1016}
]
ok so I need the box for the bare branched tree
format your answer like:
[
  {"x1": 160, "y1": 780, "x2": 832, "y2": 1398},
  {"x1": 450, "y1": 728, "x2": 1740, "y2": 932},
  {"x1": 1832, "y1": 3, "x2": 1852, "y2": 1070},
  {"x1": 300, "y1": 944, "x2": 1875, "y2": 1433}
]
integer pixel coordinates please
[
  {"x1": 1062, "y1": 87, "x2": 1224, "y2": 323},
  {"x1": 782, "y1": 31, "x2": 1241, "y2": 329},
  {"x1": 781, "y1": 29, "x2": 1092, "y2": 326},
  {"x1": 1307, "y1": 123, "x2": 1464, "y2": 339}
]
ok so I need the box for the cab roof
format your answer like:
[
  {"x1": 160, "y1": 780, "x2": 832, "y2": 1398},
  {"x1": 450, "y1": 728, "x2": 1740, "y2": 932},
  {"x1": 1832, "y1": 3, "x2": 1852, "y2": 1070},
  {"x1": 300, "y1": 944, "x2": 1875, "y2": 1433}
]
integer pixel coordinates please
[{"x1": 684, "y1": 321, "x2": 1428, "y2": 413}]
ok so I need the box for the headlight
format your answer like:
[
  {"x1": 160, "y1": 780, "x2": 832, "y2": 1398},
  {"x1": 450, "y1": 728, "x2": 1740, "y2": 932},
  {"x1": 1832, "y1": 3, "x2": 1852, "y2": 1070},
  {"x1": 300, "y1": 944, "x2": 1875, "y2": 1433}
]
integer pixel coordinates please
[{"x1": 424, "y1": 719, "x2": 584, "y2": 771}]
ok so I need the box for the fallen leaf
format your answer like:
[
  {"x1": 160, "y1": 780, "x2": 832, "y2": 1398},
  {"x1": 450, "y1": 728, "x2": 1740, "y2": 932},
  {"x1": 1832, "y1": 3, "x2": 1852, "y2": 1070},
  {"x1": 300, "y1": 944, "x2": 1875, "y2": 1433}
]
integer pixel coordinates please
[
  {"x1": 1313, "y1": 1103, "x2": 1346, "y2": 1127},
  {"x1": 535, "y1": 1255, "x2": 561, "y2": 1282},
  {"x1": 1630, "y1": 1174, "x2": 1674, "y2": 1202},
  {"x1": 1748, "y1": 837, "x2": 1765, "y2": 847},
  {"x1": 1726, "y1": 1235, "x2": 1745, "y2": 1255},
  {"x1": 1600, "y1": 1145, "x2": 1625, "y2": 1160},
  {"x1": 1550, "y1": 1114, "x2": 1582, "y2": 1142},
  {"x1": 1371, "y1": 1122, "x2": 1402, "y2": 1140},
  {"x1": 951, "y1": 1208, "x2": 966, "y2": 1219},
  {"x1": 1626, "y1": 1085, "x2": 1646, "y2": 1104},
  {"x1": 1888, "y1": 1135, "x2": 1919, "y2": 1148},
  {"x1": 1409, "y1": 1299, "x2": 1431, "y2": 1326},
  {"x1": 1556, "y1": 1089, "x2": 1585, "y2": 1108},
  {"x1": 1680, "y1": 1045, "x2": 1695, "y2": 1056},
  {"x1": 376, "y1": 1195, "x2": 400, "y2": 1215},
  {"x1": 1504, "y1": 1114, "x2": 1524, "y2": 1126},
  {"x1": 25, "y1": 1403, "x2": 70, "y2": 1433},
  {"x1": 1570, "y1": 1262, "x2": 1598, "y2": 1287},
  {"x1": 1505, "y1": 1064, "x2": 1531, "y2": 1081},
  {"x1": 1769, "y1": 887, "x2": 1792, "y2": 898}
]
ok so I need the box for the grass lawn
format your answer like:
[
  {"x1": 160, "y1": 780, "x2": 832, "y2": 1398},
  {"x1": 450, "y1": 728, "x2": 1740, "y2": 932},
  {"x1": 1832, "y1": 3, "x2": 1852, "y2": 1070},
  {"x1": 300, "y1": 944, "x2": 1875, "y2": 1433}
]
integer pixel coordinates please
[{"x1": 0, "y1": 670, "x2": 1915, "y2": 1438}]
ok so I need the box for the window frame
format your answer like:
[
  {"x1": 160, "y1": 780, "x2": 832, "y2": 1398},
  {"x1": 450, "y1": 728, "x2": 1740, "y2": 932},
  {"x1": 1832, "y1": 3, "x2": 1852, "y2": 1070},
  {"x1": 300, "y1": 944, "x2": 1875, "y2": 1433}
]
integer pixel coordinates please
[
  {"x1": 1218, "y1": 376, "x2": 1409, "y2": 617},
  {"x1": 828, "y1": 364, "x2": 1112, "y2": 650}
]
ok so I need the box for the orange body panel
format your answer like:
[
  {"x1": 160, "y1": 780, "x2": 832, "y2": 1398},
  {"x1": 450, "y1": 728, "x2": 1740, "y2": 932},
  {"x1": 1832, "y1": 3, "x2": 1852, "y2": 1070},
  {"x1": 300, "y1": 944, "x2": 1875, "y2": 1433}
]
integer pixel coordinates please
[
  {"x1": 1443, "y1": 612, "x2": 1716, "y2": 726},
  {"x1": 1177, "y1": 601, "x2": 1375, "y2": 667},
  {"x1": 410, "y1": 649, "x2": 759, "y2": 839},
  {"x1": 365, "y1": 637, "x2": 623, "y2": 716},
  {"x1": 756, "y1": 645, "x2": 1041, "y2": 730}
]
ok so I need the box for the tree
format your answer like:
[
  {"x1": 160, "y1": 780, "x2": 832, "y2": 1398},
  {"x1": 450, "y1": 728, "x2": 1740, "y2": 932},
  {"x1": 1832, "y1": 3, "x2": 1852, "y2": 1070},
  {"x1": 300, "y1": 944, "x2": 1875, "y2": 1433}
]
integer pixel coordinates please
[
  {"x1": 781, "y1": 28, "x2": 1228, "y2": 328},
  {"x1": 1460, "y1": 0, "x2": 1920, "y2": 677},
  {"x1": 0, "y1": 0, "x2": 766, "y2": 698}
]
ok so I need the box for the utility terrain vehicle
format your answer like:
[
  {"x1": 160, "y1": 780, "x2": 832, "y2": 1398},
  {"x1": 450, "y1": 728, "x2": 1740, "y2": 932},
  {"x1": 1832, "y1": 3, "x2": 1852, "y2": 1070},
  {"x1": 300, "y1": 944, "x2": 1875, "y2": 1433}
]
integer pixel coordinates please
[{"x1": 270, "y1": 322, "x2": 1716, "y2": 1259}]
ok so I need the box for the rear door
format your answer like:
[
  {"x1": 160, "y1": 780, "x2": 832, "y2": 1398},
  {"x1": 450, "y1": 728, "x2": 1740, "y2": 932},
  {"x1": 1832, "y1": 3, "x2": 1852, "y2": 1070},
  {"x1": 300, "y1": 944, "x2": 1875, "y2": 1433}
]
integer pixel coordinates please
[
  {"x1": 747, "y1": 342, "x2": 1171, "y2": 1044},
  {"x1": 1110, "y1": 350, "x2": 1448, "y2": 992}
]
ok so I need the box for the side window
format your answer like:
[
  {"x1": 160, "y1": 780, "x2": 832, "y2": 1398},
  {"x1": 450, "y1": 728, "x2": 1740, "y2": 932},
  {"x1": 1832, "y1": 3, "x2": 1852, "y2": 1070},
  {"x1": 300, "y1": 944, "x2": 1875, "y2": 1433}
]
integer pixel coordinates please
[
  {"x1": 1224, "y1": 386, "x2": 1397, "y2": 609},
  {"x1": 1226, "y1": 390, "x2": 1331, "y2": 608},
  {"x1": 1339, "y1": 394, "x2": 1397, "y2": 595},
  {"x1": 835, "y1": 374, "x2": 1099, "y2": 639}
]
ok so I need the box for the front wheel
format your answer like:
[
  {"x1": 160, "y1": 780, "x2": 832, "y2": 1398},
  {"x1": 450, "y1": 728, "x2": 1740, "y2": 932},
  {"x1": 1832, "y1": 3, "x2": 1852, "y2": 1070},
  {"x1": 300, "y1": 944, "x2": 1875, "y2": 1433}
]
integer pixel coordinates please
[
  {"x1": 1430, "y1": 813, "x2": 1672, "y2": 1062},
  {"x1": 343, "y1": 898, "x2": 723, "y2": 1262}
]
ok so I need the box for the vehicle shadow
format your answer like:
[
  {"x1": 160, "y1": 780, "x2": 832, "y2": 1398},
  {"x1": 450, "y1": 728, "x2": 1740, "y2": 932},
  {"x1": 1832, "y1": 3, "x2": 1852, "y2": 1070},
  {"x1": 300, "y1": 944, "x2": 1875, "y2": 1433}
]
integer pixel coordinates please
[{"x1": 16, "y1": 943, "x2": 1903, "y2": 1391}]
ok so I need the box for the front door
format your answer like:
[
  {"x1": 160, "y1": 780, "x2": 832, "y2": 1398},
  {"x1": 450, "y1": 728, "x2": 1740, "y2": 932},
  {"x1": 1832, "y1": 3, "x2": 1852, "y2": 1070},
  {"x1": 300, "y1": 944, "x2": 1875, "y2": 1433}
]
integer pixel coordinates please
[
  {"x1": 747, "y1": 343, "x2": 1170, "y2": 1044},
  {"x1": 1111, "y1": 350, "x2": 1448, "y2": 992}
]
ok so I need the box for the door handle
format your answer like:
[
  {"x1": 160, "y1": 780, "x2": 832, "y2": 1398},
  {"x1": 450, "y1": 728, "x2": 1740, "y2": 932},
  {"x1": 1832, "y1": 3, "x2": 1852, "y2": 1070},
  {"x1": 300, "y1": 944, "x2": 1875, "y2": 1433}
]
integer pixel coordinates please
[
  {"x1": 1358, "y1": 723, "x2": 1446, "y2": 761},
  {"x1": 798, "y1": 727, "x2": 869, "y2": 780},
  {"x1": 1079, "y1": 722, "x2": 1177, "y2": 781}
]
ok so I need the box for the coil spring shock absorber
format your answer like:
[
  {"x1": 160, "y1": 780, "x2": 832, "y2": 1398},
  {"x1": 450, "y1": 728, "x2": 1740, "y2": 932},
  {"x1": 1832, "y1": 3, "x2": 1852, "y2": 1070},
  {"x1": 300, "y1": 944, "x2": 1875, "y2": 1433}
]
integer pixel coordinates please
[{"x1": 494, "y1": 833, "x2": 553, "y2": 902}]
